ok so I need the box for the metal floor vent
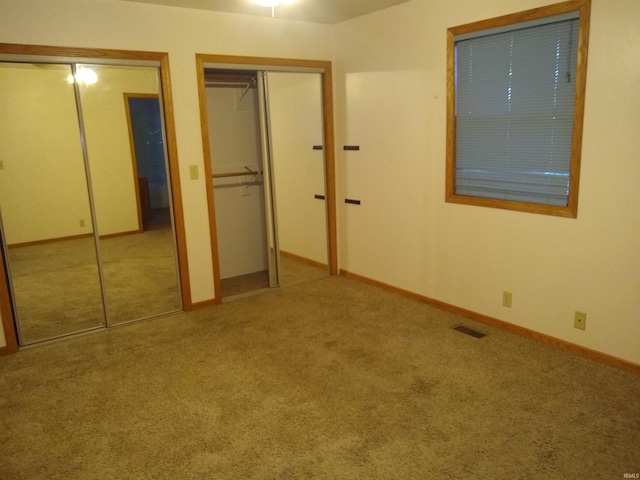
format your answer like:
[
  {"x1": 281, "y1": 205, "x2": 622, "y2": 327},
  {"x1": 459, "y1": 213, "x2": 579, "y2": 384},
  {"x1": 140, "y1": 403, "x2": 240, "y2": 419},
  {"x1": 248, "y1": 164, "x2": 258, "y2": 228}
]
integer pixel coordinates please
[{"x1": 453, "y1": 325, "x2": 487, "y2": 339}]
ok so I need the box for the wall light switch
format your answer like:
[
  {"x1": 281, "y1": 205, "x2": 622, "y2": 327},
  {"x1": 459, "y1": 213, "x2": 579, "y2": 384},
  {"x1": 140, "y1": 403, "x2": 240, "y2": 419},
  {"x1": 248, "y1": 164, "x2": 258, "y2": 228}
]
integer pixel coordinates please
[{"x1": 189, "y1": 165, "x2": 199, "y2": 180}]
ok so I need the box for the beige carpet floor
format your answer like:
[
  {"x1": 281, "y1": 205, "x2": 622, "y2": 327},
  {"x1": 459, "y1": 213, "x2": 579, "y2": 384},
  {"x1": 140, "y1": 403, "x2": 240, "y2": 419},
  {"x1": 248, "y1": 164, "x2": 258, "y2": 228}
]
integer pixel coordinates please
[
  {"x1": 7, "y1": 229, "x2": 181, "y2": 344},
  {"x1": 0, "y1": 276, "x2": 638, "y2": 479}
]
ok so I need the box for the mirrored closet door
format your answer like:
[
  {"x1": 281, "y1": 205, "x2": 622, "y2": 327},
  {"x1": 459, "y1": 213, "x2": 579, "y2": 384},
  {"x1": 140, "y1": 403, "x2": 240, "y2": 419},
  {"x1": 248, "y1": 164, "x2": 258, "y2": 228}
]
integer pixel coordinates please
[
  {"x1": 76, "y1": 64, "x2": 181, "y2": 325},
  {"x1": 0, "y1": 63, "x2": 106, "y2": 342},
  {"x1": 0, "y1": 58, "x2": 182, "y2": 345},
  {"x1": 262, "y1": 71, "x2": 329, "y2": 287}
]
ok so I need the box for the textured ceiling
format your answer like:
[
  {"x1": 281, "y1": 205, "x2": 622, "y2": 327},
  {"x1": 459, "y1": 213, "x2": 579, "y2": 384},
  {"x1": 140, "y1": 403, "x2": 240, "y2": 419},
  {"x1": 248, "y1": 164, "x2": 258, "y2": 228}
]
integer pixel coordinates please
[{"x1": 119, "y1": 0, "x2": 412, "y2": 24}]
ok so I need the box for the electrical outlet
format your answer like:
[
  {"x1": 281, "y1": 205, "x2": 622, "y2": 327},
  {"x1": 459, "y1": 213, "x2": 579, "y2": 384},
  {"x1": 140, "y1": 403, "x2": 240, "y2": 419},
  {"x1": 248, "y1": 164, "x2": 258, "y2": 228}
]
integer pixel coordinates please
[
  {"x1": 502, "y1": 291, "x2": 512, "y2": 308},
  {"x1": 574, "y1": 311, "x2": 587, "y2": 330},
  {"x1": 79, "y1": 219, "x2": 85, "y2": 228}
]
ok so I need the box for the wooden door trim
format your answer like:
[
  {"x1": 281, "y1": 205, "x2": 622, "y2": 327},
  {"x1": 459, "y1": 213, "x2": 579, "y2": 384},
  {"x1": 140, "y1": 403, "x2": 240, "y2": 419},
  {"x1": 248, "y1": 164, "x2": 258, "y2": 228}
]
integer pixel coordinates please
[
  {"x1": 156, "y1": 51, "x2": 192, "y2": 309},
  {"x1": 196, "y1": 54, "x2": 338, "y2": 303},
  {"x1": 195, "y1": 57, "x2": 223, "y2": 305},
  {"x1": 0, "y1": 245, "x2": 18, "y2": 355}
]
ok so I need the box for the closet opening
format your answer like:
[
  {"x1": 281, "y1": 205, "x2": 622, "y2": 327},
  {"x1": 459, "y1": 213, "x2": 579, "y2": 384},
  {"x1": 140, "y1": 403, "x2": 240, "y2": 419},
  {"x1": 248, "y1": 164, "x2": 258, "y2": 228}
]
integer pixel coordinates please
[{"x1": 197, "y1": 56, "x2": 337, "y2": 301}]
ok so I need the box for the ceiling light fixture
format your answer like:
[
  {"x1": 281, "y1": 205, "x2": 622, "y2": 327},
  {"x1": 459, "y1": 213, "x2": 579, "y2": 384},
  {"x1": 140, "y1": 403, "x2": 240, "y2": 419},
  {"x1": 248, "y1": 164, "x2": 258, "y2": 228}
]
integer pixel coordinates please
[{"x1": 252, "y1": 0, "x2": 296, "y2": 18}]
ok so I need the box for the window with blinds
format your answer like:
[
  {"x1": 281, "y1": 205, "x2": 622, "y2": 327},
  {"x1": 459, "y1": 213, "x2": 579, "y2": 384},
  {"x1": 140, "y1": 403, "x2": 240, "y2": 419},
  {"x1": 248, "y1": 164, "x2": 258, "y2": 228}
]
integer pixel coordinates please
[{"x1": 446, "y1": 0, "x2": 590, "y2": 217}]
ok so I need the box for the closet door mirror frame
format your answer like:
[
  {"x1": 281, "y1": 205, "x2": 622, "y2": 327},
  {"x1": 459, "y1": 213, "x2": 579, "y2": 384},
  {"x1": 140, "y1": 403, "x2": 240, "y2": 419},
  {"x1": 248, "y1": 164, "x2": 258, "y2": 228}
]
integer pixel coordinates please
[
  {"x1": 195, "y1": 54, "x2": 338, "y2": 302},
  {"x1": 0, "y1": 43, "x2": 191, "y2": 354}
]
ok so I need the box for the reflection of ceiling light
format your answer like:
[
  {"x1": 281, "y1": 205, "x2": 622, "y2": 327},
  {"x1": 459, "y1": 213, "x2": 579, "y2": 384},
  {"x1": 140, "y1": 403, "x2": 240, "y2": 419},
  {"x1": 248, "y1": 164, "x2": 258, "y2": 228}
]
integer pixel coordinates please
[
  {"x1": 253, "y1": 0, "x2": 296, "y2": 7},
  {"x1": 66, "y1": 68, "x2": 98, "y2": 85},
  {"x1": 252, "y1": 0, "x2": 296, "y2": 17}
]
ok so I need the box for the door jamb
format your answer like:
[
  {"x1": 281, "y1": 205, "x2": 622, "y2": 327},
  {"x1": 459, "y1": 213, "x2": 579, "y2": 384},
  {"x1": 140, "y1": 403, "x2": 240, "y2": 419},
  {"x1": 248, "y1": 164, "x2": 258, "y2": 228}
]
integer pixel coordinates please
[{"x1": 0, "y1": 245, "x2": 18, "y2": 355}]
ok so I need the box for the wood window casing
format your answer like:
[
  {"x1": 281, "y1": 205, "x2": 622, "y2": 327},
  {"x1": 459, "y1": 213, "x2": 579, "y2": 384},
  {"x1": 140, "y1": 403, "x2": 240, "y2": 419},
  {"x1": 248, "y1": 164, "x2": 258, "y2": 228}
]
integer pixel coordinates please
[{"x1": 446, "y1": 0, "x2": 591, "y2": 218}]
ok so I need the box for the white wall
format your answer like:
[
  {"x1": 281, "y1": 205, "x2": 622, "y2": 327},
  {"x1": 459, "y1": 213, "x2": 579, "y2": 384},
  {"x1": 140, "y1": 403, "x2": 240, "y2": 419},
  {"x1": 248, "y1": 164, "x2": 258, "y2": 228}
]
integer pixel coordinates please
[
  {"x1": 0, "y1": 0, "x2": 334, "y2": 304},
  {"x1": 207, "y1": 86, "x2": 268, "y2": 279},
  {"x1": 334, "y1": 0, "x2": 640, "y2": 364}
]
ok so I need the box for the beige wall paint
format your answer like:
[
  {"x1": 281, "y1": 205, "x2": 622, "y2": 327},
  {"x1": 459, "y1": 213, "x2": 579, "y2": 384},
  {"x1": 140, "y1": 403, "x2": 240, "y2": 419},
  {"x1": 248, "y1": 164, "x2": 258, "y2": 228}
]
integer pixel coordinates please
[
  {"x1": 334, "y1": 0, "x2": 640, "y2": 364},
  {"x1": 0, "y1": 64, "x2": 160, "y2": 242},
  {"x1": 0, "y1": 64, "x2": 94, "y2": 244},
  {"x1": 0, "y1": 0, "x2": 334, "y2": 304}
]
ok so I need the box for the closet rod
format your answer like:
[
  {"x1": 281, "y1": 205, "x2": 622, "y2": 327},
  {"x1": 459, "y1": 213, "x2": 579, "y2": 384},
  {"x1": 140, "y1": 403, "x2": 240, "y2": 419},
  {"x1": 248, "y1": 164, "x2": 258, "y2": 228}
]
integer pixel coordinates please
[
  {"x1": 205, "y1": 82, "x2": 257, "y2": 87},
  {"x1": 212, "y1": 170, "x2": 263, "y2": 179}
]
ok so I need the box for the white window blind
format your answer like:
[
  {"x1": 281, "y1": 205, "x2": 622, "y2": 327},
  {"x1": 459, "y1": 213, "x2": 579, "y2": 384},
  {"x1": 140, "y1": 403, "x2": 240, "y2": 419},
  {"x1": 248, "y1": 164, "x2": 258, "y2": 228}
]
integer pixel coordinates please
[{"x1": 454, "y1": 17, "x2": 579, "y2": 206}]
